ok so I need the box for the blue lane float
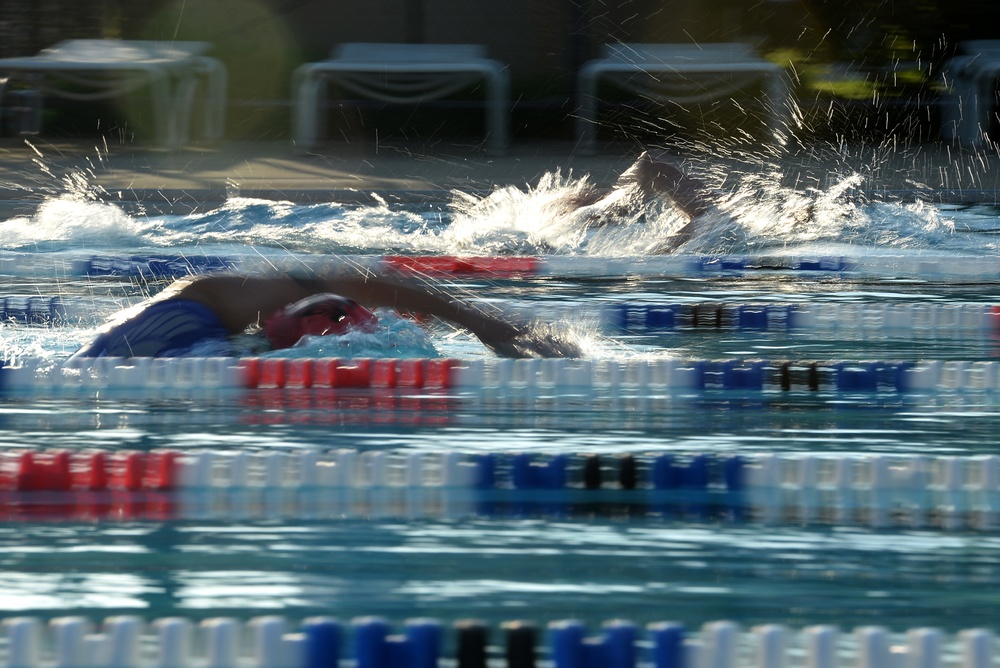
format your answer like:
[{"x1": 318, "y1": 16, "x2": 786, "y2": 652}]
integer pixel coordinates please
[
  {"x1": 550, "y1": 619, "x2": 638, "y2": 668},
  {"x1": 72, "y1": 254, "x2": 238, "y2": 278},
  {"x1": 0, "y1": 296, "x2": 73, "y2": 323},
  {"x1": 0, "y1": 615, "x2": 993, "y2": 668}
]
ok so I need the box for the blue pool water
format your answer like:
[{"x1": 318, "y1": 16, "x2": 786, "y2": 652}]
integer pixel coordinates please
[
  {"x1": 1, "y1": 520, "x2": 998, "y2": 632},
  {"x1": 1, "y1": 161, "x2": 1000, "y2": 637}
]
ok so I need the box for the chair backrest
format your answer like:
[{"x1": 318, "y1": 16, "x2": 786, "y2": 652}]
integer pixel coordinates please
[
  {"x1": 332, "y1": 43, "x2": 488, "y2": 63},
  {"x1": 599, "y1": 42, "x2": 755, "y2": 64},
  {"x1": 961, "y1": 40, "x2": 1000, "y2": 59},
  {"x1": 45, "y1": 39, "x2": 211, "y2": 61}
]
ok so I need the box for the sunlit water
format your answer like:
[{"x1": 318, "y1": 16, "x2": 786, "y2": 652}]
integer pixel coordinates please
[{"x1": 1, "y1": 158, "x2": 1000, "y2": 633}]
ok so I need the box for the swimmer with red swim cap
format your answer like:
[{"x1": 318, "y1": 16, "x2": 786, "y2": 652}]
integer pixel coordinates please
[
  {"x1": 263, "y1": 293, "x2": 379, "y2": 349},
  {"x1": 72, "y1": 268, "x2": 581, "y2": 359}
]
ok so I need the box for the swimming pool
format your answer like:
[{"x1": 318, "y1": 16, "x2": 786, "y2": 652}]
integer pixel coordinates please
[{"x1": 0, "y1": 163, "x2": 999, "y2": 666}]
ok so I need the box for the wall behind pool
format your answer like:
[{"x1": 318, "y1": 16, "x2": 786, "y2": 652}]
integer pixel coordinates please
[{"x1": 5, "y1": 1, "x2": 1000, "y2": 143}]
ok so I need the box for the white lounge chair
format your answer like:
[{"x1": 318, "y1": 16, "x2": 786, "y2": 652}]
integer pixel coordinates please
[
  {"x1": 292, "y1": 43, "x2": 509, "y2": 154},
  {"x1": 576, "y1": 43, "x2": 789, "y2": 152},
  {"x1": 940, "y1": 40, "x2": 1000, "y2": 147},
  {"x1": 0, "y1": 40, "x2": 227, "y2": 149}
]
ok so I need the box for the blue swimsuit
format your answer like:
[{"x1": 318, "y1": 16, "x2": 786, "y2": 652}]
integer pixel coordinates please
[{"x1": 72, "y1": 299, "x2": 232, "y2": 358}]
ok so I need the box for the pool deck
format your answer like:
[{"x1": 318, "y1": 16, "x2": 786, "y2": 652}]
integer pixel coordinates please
[{"x1": 0, "y1": 137, "x2": 998, "y2": 215}]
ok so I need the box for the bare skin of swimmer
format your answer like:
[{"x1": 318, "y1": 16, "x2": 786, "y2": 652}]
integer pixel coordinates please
[
  {"x1": 117, "y1": 270, "x2": 582, "y2": 359},
  {"x1": 560, "y1": 151, "x2": 716, "y2": 251}
]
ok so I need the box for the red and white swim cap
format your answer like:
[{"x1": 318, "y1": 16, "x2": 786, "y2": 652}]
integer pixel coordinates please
[{"x1": 263, "y1": 293, "x2": 378, "y2": 349}]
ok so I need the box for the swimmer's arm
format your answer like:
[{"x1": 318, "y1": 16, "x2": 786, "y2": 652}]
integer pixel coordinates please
[
  {"x1": 167, "y1": 275, "x2": 323, "y2": 332},
  {"x1": 174, "y1": 273, "x2": 581, "y2": 358},
  {"x1": 318, "y1": 272, "x2": 583, "y2": 359},
  {"x1": 623, "y1": 152, "x2": 714, "y2": 252},
  {"x1": 632, "y1": 155, "x2": 716, "y2": 219}
]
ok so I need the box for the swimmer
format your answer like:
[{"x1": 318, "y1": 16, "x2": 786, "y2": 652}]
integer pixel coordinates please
[
  {"x1": 71, "y1": 270, "x2": 582, "y2": 359},
  {"x1": 558, "y1": 151, "x2": 718, "y2": 252}
]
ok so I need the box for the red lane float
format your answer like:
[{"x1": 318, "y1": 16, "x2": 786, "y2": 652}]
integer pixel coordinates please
[
  {"x1": 991, "y1": 305, "x2": 1000, "y2": 333},
  {"x1": 2, "y1": 449, "x2": 178, "y2": 491},
  {"x1": 383, "y1": 255, "x2": 538, "y2": 277},
  {"x1": 240, "y1": 358, "x2": 459, "y2": 390}
]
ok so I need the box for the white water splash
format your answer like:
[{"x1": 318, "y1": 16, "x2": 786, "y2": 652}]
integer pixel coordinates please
[
  {"x1": 0, "y1": 154, "x2": 985, "y2": 259},
  {"x1": 0, "y1": 198, "x2": 149, "y2": 250}
]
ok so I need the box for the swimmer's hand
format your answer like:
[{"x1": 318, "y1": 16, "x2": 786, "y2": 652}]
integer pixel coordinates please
[{"x1": 475, "y1": 319, "x2": 583, "y2": 359}]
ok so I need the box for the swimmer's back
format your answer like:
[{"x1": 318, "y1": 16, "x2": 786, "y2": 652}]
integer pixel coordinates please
[{"x1": 71, "y1": 298, "x2": 231, "y2": 358}]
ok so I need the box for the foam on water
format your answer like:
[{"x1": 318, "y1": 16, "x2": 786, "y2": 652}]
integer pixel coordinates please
[
  {"x1": 257, "y1": 311, "x2": 441, "y2": 359},
  {"x1": 0, "y1": 197, "x2": 147, "y2": 250}
]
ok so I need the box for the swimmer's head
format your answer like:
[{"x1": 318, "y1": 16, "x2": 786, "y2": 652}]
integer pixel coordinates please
[{"x1": 263, "y1": 293, "x2": 378, "y2": 349}]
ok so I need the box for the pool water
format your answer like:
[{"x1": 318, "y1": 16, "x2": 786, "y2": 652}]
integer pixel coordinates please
[
  {"x1": 1, "y1": 520, "x2": 998, "y2": 633},
  {"x1": 0, "y1": 165, "x2": 999, "y2": 641}
]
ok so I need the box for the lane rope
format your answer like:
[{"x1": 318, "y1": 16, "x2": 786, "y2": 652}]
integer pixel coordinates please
[
  {"x1": 3, "y1": 296, "x2": 997, "y2": 342},
  {"x1": 2, "y1": 253, "x2": 1000, "y2": 281},
  {"x1": 7, "y1": 357, "x2": 1000, "y2": 394},
  {"x1": 0, "y1": 616, "x2": 991, "y2": 668},
  {"x1": 1, "y1": 449, "x2": 998, "y2": 530}
]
